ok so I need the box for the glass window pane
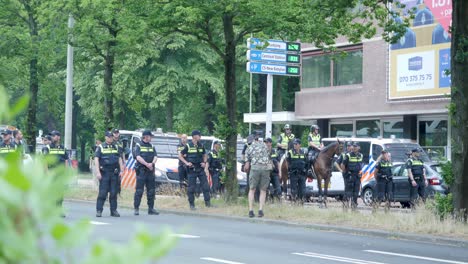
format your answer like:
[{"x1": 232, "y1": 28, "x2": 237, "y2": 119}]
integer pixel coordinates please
[
  {"x1": 302, "y1": 55, "x2": 331, "y2": 88},
  {"x1": 356, "y1": 120, "x2": 380, "y2": 138},
  {"x1": 419, "y1": 120, "x2": 448, "y2": 160},
  {"x1": 330, "y1": 124, "x2": 353, "y2": 137},
  {"x1": 383, "y1": 121, "x2": 404, "y2": 138},
  {"x1": 333, "y1": 50, "x2": 363, "y2": 86}
]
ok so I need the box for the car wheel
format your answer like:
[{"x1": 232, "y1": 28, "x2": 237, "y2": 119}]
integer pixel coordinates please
[
  {"x1": 362, "y1": 188, "x2": 373, "y2": 206},
  {"x1": 400, "y1": 201, "x2": 411, "y2": 208}
]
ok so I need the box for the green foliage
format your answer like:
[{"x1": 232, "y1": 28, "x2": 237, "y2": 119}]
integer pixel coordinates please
[
  {"x1": 440, "y1": 160, "x2": 454, "y2": 186},
  {"x1": 432, "y1": 193, "x2": 454, "y2": 219},
  {"x1": 0, "y1": 85, "x2": 176, "y2": 263}
]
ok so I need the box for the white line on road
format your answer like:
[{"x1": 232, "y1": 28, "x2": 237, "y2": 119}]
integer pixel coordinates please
[
  {"x1": 365, "y1": 250, "x2": 468, "y2": 264},
  {"x1": 90, "y1": 221, "x2": 110, "y2": 225},
  {"x1": 200, "y1": 257, "x2": 245, "y2": 264},
  {"x1": 171, "y1": 234, "x2": 200, "y2": 238},
  {"x1": 292, "y1": 252, "x2": 386, "y2": 264}
]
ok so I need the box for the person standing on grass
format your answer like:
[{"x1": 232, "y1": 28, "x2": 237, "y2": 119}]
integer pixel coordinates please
[{"x1": 244, "y1": 133, "x2": 272, "y2": 218}]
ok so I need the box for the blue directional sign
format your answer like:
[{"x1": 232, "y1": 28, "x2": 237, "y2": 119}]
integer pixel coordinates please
[
  {"x1": 246, "y1": 62, "x2": 301, "y2": 76},
  {"x1": 247, "y1": 50, "x2": 301, "y2": 64},
  {"x1": 247, "y1": 38, "x2": 301, "y2": 53}
]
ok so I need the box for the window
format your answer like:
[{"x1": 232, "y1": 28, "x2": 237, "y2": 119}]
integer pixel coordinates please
[
  {"x1": 302, "y1": 46, "x2": 363, "y2": 88},
  {"x1": 330, "y1": 124, "x2": 353, "y2": 137},
  {"x1": 419, "y1": 119, "x2": 448, "y2": 160},
  {"x1": 372, "y1": 144, "x2": 383, "y2": 161},
  {"x1": 356, "y1": 120, "x2": 380, "y2": 138},
  {"x1": 383, "y1": 120, "x2": 404, "y2": 138}
]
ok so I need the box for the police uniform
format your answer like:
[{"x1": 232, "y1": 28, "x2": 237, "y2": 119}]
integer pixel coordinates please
[
  {"x1": 375, "y1": 151, "x2": 393, "y2": 204},
  {"x1": 112, "y1": 129, "x2": 126, "y2": 162},
  {"x1": 43, "y1": 131, "x2": 69, "y2": 167},
  {"x1": 0, "y1": 130, "x2": 16, "y2": 156},
  {"x1": 180, "y1": 130, "x2": 211, "y2": 209},
  {"x1": 133, "y1": 130, "x2": 158, "y2": 215},
  {"x1": 277, "y1": 132, "x2": 295, "y2": 158},
  {"x1": 95, "y1": 132, "x2": 122, "y2": 217},
  {"x1": 208, "y1": 143, "x2": 223, "y2": 195},
  {"x1": 342, "y1": 146, "x2": 363, "y2": 208},
  {"x1": 287, "y1": 140, "x2": 307, "y2": 201},
  {"x1": 406, "y1": 149, "x2": 426, "y2": 206},
  {"x1": 307, "y1": 130, "x2": 322, "y2": 164},
  {"x1": 269, "y1": 143, "x2": 282, "y2": 199},
  {"x1": 177, "y1": 141, "x2": 188, "y2": 189}
]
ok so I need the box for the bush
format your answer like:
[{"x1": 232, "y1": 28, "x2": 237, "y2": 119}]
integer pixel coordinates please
[{"x1": 431, "y1": 160, "x2": 454, "y2": 218}]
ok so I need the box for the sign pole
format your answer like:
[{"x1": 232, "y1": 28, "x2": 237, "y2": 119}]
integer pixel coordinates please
[{"x1": 266, "y1": 74, "x2": 273, "y2": 138}]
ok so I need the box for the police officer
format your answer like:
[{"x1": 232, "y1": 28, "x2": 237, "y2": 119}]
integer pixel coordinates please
[
  {"x1": 12, "y1": 129, "x2": 25, "y2": 153},
  {"x1": 112, "y1": 129, "x2": 126, "y2": 163},
  {"x1": 307, "y1": 125, "x2": 323, "y2": 166},
  {"x1": 265, "y1": 137, "x2": 282, "y2": 200},
  {"x1": 94, "y1": 131, "x2": 124, "y2": 217},
  {"x1": 374, "y1": 149, "x2": 393, "y2": 210},
  {"x1": 335, "y1": 141, "x2": 352, "y2": 171},
  {"x1": 133, "y1": 130, "x2": 159, "y2": 216},
  {"x1": 406, "y1": 148, "x2": 427, "y2": 208},
  {"x1": 287, "y1": 138, "x2": 307, "y2": 202},
  {"x1": 0, "y1": 129, "x2": 16, "y2": 156},
  {"x1": 277, "y1": 124, "x2": 295, "y2": 158},
  {"x1": 341, "y1": 142, "x2": 363, "y2": 209},
  {"x1": 207, "y1": 140, "x2": 223, "y2": 196},
  {"x1": 177, "y1": 134, "x2": 189, "y2": 190},
  {"x1": 178, "y1": 130, "x2": 211, "y2": 210},
  {"x1": 42, "y1": 135, "x2": 52, "y2": 154}
]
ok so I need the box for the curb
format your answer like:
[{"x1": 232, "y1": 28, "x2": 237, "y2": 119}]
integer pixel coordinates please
[{"x1": 65, "y1": 198, "x2": 468, "y2": 248}]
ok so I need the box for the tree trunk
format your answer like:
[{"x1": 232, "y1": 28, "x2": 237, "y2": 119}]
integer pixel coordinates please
[
  {"x1": 223, "y1": 13, "x2": 239, "y2": 202},
  {"x1": 103, "y1": 42, "x2": 115, "y2": 129},
  {"x1": 274, "y1": 76, "x2": 283, "y2": 111},
  {"x1": 451, "y1": 0, "x2": 468, "y2": 220},
  {"x1": 205, "y1": 88, "x2": 216, "y2": 134},
  {"x1": 166, "y1": 93, "x2": 174, "y2": 131}
]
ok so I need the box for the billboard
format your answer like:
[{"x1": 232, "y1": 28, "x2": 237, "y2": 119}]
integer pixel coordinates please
[{"x1": 389, "y1": 0, "x2": 452, "y2": 99}]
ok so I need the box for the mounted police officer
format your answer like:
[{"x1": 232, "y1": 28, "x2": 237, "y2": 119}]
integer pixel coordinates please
[
  {"x1": 307, "y1": 125, "x2": 323, "y2": 167},
  {"x1": 265, "y1": 137, "x2": 281, "y2": 201},
  {"x1": 277, "y1": 124, "x2": 295, "y2": 159},
  {"x1": 374, "y1": 149, "x2": 393, "y2": 210},
  {"x1": 207, "y1": 140, "x2": 223, "y2": 196},
  {"x1": 287, "y1": 138, "x2": 307, "y2": 202},
  {"x1": 341, "y1": 142, "x2": 363, "y2": 209},
  {"x1": 178, "y1": 130, "x2": 211, "y2": 210},
  {"x1": 134, "y1": 130, "x2": 159, "y2": 216},
  {"x1": 406, "y1": 148, "x2": 427, "y2": 208},
  {"x1": 0, "y1": 129, "x2": 16, "y2": 156},
  {"x1": 177, "y1": 134, "x2": 189, "y2": 191},
  {"x1": 94, "y1": 131, "x2": 124, "y2": 217}
]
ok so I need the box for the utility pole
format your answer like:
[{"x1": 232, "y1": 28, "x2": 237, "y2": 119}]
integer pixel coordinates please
[{"x1": 64, "y1": 14, "x2": 74, "y2": 149}]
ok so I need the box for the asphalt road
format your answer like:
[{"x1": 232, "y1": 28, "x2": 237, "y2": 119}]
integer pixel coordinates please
[{"x1": 64, "y1": 201, "x2": 468, "y2": 264}]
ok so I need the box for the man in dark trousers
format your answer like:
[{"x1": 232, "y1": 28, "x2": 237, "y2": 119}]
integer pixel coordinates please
[
  {"x1": 406, "y1": 148, "x2": 427, "y2": 208},
  {"x1": 178, "y1": 130, "x2": 211, "y2": 210},
  {"x1": 207, "y1": 140, "x2": 223, "y2": 196},
  {"x1": 94, "y1": 131, "x2": 124, "y2": 217},
  {"x1": 133, "y1": 130, "x2": 159, "y2": 215},
  {"x1": 341, "y1": 142, "x2": 363, "y2": 210},
  {"x1": 374, "y1": 149, "x2": 394, "y2": 211},
  {"x1": 177, "y1": 134, "x2": 189, "y2": 191},
  {"x1": 287, "y1": 138, "x2": 307, "y2": 203},
  {"x1": 265, "y1": 137, "x2": 282, "y2": 201}
]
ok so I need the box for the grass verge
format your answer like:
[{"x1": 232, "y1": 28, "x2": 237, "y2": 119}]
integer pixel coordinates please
[{"x1": 66, "y1": 185, "x2": 468, "y2": 240}]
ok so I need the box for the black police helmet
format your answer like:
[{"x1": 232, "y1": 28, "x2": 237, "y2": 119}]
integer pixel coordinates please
[
  {"x1": 191, "y1": 130, "x2": 201, "y2": 136},
  {"x1": 105, "y1": 131, "x2": 113, "y2": 137},
  {"x1": 142, "y1": 130, "x2": 154, "y2": 137}
]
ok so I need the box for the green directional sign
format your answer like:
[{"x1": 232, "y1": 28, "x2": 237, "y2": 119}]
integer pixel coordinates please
[
  {"x1": 286, "y1": 54, "x2": 300, "y2": 63},
  {"x1": 287, "y1": 42, "x2": 301, "y2": 52}
]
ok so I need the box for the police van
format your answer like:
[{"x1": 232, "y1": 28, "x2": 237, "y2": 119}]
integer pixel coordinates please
[{"x1": 305, "y1": 137, "x2": 430, "y2": 202}]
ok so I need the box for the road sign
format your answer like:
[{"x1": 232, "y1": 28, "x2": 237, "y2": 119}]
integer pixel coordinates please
[
  {"x1": 246, "y1": 62, "x2": 301, "y2": 76},
  {"x1": 247, "y1": 38, "x2": 301, "y2": 53},
  {"x1": 247, "y1": 50, "x2": 301, "y2": 64}
]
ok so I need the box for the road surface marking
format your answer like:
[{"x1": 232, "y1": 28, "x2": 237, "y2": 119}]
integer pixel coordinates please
[
  {"x1": 171, "y1": 234, "x2": 200, "y2": 238},
  {"x1": 90, "y1": 221, "x2": 110, "y2": 225},
  {"x1": 200, "y1": 257, "x2": 245, "y2": 264},
  {"x1": 365, "y1": 250, "x2": 468, "y2": 264},
  {"x1": 293, "y1": 252, "x2": 386, "y2": 264}
]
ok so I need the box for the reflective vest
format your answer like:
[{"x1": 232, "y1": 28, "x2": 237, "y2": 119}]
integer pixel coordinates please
[
  {"x1": 136, "y1": 142, "x2": 156, "y2": 164},
  {"x1": 346, "y1": 152, "x2": 363, "y2": 173},
  {"x1": 98, "y1": 143, "x2": 120, "y2": 167},
  {"x1": 209, "y1": 150, "x2": 222, "y2": 170},
  {"x1": 178, "y1": 143, "x2": 187, "y2": 166},
  {"x1": 47, "y1": 144, "x2": 67, "y2": 163},
  {"x1": 0, "y1": 142, "x2": 16, "y2": 155},
  {"x1": 377, "y1": 160, "x2": 393, "y2": 177},
  {"x1": 288, "y1": 149, "x2": 305, "y2": 170},
  {"x1": 271, "y1": 149, "x2": 279, "y2": 174},
  {"x1": 280, "y1": 133, "x2": 295, "y2": 150},
  {"x1": 186, "y1": 141, "x2": 204, "y2": 165},
  {"x1": 309, "y1": 133, "x2": 321, "y2": 146},
  {"x1": 408, "y1": 158, "x2": 424, "y2": 176}
]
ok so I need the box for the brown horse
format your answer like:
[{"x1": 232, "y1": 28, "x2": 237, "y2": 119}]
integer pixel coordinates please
[{"x1": 311, "y1": 140, "x2": 342, "y2": 207}]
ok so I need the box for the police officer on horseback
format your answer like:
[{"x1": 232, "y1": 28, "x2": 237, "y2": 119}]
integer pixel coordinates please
[
  {"x1": 406, "y1": 148, "x2": 427, "y2": 208},
  {"x1": 374, "y1": 149, "x2": 393, "y2": 210},
  {"x1": 133, "y1": 130, "x2": 159, "y2": 216},
  {"x1": 287, "y1": 138, "x2": 307, "y2": 202},
  {"x1": 307, "y1": 125, "x2": 323, "y2": 176},
  {"x1": 179, "y1": 130, "x2": 211, "y2": 210},
  {"x1": 95, "y1": 131, "x2": 124, "y2": 217},
  {"x1": 277, "y1": 124, "x2": 295, "y2": 159},
  {"x1": 341, "y1": 142, "x2": 363, "y2": 209}
]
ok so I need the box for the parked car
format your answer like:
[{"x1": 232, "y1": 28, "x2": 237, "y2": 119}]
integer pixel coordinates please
[{"x1": 361, "y1": 162, "x2": 449, "y2": 207}]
